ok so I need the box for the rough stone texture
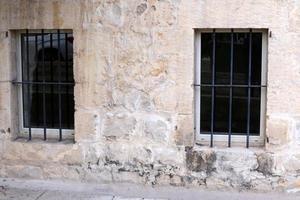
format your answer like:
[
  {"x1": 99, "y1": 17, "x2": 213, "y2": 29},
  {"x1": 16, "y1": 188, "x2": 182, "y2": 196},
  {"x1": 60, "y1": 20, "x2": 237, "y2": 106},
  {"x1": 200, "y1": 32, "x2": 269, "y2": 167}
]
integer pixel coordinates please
[
  {"x1": 0, "y1": 0, "x2": 300, "y2": 193},
  {"x1": 266, "y1": 117, "x2": 290, "y2": 147},
  {"x1": 186, "y1": 148, "x2": 216, "y2": 173}
]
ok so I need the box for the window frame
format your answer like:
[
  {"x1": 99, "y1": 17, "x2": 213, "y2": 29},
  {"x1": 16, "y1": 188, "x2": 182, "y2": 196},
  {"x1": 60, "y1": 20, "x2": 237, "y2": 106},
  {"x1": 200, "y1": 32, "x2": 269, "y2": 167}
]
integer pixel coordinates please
[
  {"x1": 194, "y1": 29, "x2": 268, "y2": 147},
  {"x1": 15, "y1": 29, "x2": 74, "y2": 140}
]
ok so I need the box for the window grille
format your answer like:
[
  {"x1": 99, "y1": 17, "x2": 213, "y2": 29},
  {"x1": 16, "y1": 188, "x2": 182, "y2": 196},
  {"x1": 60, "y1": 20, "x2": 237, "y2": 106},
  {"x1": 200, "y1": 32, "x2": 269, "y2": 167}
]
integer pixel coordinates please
[
  {"x1": 13, "y1": 29, "x2": 74, "y2": 141},
  {"x1": 194, "y1": 29, "x2": 267, "y2": 148}
]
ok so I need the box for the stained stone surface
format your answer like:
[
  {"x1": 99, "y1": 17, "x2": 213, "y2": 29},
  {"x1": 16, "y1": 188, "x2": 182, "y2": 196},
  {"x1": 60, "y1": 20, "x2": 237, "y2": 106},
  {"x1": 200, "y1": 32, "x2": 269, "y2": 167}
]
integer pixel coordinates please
[{"x1": 0, "y1": 0, "x2": 300, "y2": 192}]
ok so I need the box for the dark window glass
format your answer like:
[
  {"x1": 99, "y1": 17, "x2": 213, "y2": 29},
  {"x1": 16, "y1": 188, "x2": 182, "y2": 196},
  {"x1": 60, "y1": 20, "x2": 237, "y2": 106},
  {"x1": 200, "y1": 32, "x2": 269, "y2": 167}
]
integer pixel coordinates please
[
  {"x1": 200, "y1": 32, "x2": 262, "y2": 135},
  {"x1": 21, "y1": 32, "x2": 74, "y2": 129}
]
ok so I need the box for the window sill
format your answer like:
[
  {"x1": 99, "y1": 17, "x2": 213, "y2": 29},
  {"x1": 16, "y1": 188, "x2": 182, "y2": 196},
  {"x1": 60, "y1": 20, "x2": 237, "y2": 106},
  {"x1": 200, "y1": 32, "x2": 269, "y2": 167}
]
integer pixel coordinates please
[
  {"x1": 195, "y1": 134, "x2": 265, "y2": 148},
  {"x1": 13, "y1": 136, "x2": 75, "y2": 145},
  {"x1": 19, "y1": 128, "x2": 74, "y2": 142},
  {"x1": 193, "y1": 142, "x2": 266, "y2": 152}
]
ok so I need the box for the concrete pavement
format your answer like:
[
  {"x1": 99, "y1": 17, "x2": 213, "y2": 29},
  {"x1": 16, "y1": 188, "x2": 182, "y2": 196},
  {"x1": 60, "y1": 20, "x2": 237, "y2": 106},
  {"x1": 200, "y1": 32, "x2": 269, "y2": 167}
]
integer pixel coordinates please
[{"x1": 0, "y1": 178, "x2": 300, "y2": 200}]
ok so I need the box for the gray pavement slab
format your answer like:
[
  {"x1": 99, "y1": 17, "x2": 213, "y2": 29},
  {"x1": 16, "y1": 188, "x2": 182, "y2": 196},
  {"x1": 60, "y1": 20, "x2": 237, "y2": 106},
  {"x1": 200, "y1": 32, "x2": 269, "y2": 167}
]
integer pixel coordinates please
[{"x1": 0, "y1": 178, "x2": 300, "y2": 200}]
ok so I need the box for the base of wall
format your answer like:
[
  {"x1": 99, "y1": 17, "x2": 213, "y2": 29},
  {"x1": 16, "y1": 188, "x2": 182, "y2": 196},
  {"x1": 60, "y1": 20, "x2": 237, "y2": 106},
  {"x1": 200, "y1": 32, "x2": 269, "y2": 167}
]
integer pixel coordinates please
[{"x1": 2, "y1": 144, "x2": 300, "y2": 193}]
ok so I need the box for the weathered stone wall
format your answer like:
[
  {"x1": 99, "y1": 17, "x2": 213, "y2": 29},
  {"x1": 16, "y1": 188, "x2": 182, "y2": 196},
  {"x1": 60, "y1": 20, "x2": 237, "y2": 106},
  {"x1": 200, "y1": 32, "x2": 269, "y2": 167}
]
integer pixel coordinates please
[{"x1": 0, "y1": 0, "x2": 300, "y2": 192}]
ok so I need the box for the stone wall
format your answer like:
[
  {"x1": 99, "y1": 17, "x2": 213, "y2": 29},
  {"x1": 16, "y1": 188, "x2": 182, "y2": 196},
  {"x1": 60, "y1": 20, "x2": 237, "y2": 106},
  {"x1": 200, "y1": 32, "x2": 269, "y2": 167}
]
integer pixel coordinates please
[{"x1": 0, "y1": 0, "x2": 300, "y2": 192}]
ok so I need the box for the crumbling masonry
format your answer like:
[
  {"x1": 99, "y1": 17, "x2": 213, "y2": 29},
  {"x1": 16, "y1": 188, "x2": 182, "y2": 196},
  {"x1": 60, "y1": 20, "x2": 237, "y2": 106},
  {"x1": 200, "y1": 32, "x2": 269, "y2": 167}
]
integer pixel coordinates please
[{"x1": 1, "y1": 0, "x2": 300, "y2": 192}]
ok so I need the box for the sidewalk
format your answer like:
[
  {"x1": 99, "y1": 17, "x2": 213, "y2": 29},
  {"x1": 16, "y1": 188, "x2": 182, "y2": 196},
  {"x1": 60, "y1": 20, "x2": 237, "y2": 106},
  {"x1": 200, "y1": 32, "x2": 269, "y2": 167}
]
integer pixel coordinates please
[{"x1": 0, "y1": 178, "x2": 300, "y2": 200}]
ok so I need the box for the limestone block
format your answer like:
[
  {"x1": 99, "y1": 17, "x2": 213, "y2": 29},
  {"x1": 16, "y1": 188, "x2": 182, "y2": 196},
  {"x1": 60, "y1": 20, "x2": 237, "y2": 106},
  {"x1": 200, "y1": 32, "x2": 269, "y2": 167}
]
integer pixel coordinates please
[
  {"x1": 74, "y1": 82, "x2": 108, "y2": 108},
  {"x1": 250, "y1": 178, "x2": 274, "y2": 192},
  {"x1": 152, "y1": 85, "x2": 177, "y2": 112},
  {"x1": 43, "y1": 165, "x2": 81, "y2": 180},
  {"x1": 102, "y1": 113, "x2": 137, "y2": 138},
  {"x1": 279, "y1": 151, "x2": 300, "y2": 174},
  {"x1": 155, "y1": 174, "x2": 172, "y2": 185},
  {"x1": 61, "y1": 146, "x2": 84, "y2": 166},
  {"x1": 176, "y1": 87, "x2": 193, "y2": 114},
  {"x1": 0, "y1": 138, "x2": 4, "y2": 160},
  {"x1": 136, "y1": 3, "x2": 147, "y2": 16},
  {"x1": 186, "y1": 148, "x2": 216, "y2": 173},
  {"x1": 205, "y1": 176, "x2": 232, "y2": 190},
  {"x1": 4, "y1": 165, "x2": 43, "y2": 179},
  {"x1": 266, "y1": 118, "x2": 290, "y2": 147},
  {"x1": 215, "y1": 149, "x2": 259, "y2": 174},
  {"x1": 3, "y1": 140, "x2": 83, "y2": 166},
  {"x1": 75, "y1": 110, "x2": 101, "y2": 142},
  {"x1": 102, "y1": 141, "x2": 153, "y2": 165},
  {"x1": 0, "y1": 83, "x2": 10, "y2": 113},
  {"x1": 0, "y1": 35, "x2": 9, "y2": 81},
  {"x1": 296, "y1": 120, "x2": 300, "y2": 142},
  {"x1": 151, "y1": 145, "x2": 185, "y2": 166},
  {"x1": 174, "y1": 114, "x2": 194, "y2": 146},
  {"x1": 257, "y1": 153, "x2": 276, "y2": 175},
  {"x1": 286, "y1": 178, "x2": 300, "y2": 193},
  {"x1": 122, "y1": 90, "x2": 154, "y2": 112},
  {"x1": 186, "y1": 147, "x2": 263, "y2": 189},
  {"x1": 95, "y1": 1, "x2": 124, "y2": 28},
  {"x1": 144, "y1": 118, "x2": 169, "y2": 143},
  {"x1": 151, "y1": 0, "x2": 179, "y2": 27}
]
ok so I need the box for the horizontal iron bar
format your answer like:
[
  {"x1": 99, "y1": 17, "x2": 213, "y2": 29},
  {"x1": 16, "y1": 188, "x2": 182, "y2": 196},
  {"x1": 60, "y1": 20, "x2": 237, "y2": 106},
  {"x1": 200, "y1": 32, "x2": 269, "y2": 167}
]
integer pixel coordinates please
[
  {"x1": 12, "y1": 81, "x2": 74, "y2": 86},
  {"x1": 200, "y1": 131, "x2": 260, "y2": 136},
  {"x1": 194, "y1": 84, "x2": 266, "y2": 88}
]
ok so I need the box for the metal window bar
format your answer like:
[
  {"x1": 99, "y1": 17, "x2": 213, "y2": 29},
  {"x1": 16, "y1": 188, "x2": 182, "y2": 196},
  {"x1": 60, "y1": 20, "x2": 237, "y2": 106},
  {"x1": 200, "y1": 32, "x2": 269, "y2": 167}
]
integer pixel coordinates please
[
  {"x1": 50, "y1": 33, "x2": 54, "y2": 128},
  {"x1": 26, "y1": 29, "x2": 32, "y2": 140},
  {"x1": 42, "y1": 29, "x2": 47, "y2": 140},
  {"x1": 196, "y1": 29, "x2": 265, "y2": 148},
  {"x1": 210, "y1": 29, "x2": 216, "y2": 147},
  {"x1": 21, "y1": 34, "x2": 26, "y2": 139},
  {"x1": 35, "y1": 34, "x2": 40, "y2": 128},
  {"x1": 246, "y1": 29, "x2": 253, "y2": 148},
  {"x1": 13, "y1": 29, "x2": 75, "y2": 141},
  {"x1": 228, "y1": 29, "x2": 234, "y2": 147},
  {"x1": 57, "y1": 30, "x2": 63, "y2": 141},
  {"x1": 65, "y1": 33, "x2": 70, "y2": 128}
]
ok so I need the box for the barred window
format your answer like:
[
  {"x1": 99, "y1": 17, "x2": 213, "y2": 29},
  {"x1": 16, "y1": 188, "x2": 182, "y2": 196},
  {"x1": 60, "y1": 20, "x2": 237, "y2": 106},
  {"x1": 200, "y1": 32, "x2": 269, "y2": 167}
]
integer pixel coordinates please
[
  {"x1": 194, "y1": 29, "x2": 267, "y2": 147},
  {"x1": 14, "y1": 30, "x2": 74, "y2": 141}
]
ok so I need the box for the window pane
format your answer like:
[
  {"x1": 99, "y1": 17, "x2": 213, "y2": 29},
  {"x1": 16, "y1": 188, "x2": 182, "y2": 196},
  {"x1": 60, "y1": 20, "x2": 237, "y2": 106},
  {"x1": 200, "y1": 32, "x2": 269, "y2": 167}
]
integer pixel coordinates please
[
  {"x1": 200, "y1": 31, "x2": 262, "y2": 136},
  {"x1": 200, "y1": 87, "x2": 231, "y2": 134},
  {"x1": 21, "y1": 34, "x2": 36, "y2": 82},
  {"x1": 233, "y1": 33, "x2": 262, "y2": 85},
  {"x1": 22, "y1": 31, "x2": 74, "y2": 130},
  {"x1": 231, "y1": 87, "x2": 248, "y2": 134},
  {"x1": 231, "y1": 88, "x2": 261, "y2": 135},
  {"x1": 215, "y1": 33, "x2": 231, "y2": 84},
  {"x1": 200, "y1": 87, "x2": 211, "y2": 132},
  {"x1": 201, "y1": 33, "x2": 212, "y2": 84},
  {"x1": 233, "y1": 33, "x2": 249, "y2": 85},
  {"x1": 251, "y1": 33, "x2": 262, "y2": 85},
  {"x1": 250, "y1": 88, "x2": 261, "y2": 135},
  {"x1": 214, "y1": 87, "x2": 229, "y2": 133}
]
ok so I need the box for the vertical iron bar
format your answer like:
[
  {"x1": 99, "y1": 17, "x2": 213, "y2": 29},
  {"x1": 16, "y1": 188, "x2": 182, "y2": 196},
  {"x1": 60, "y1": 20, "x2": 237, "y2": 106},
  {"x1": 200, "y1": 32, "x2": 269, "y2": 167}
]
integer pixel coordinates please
[
  {"x1": 228, "y1": 29, "x2": 234, "y2": 147},
  {"x1": 246, "y1": 29, "x2": 253, "y2": 148},
  {"x1": 26, "y1": 29, "x2": 32, "y2": 140},
  {"x1": 210, "y1": 29, "x2": 216, "y2": 147},
  {"x1": 21, "y1": 35, "x2": 26, "y2": 138},
  {"x1": 42, "y1": 29, "x2": 47, "y2": 140},
  {"x1": 35, "y1": 34, "x2": 39, "y2": 127},
  {"x1": 58, "y1": 30, "x2": 62, "y2": 141},
  {"x1": 65, "y1": 33, "x2": 70, "y2": 128},
  {"x1": 50, "y1": 33, "x2": 54, "y2": 127},
  {"x1": 199, "y1": 33, "x2": 201, "y2": 138}
]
